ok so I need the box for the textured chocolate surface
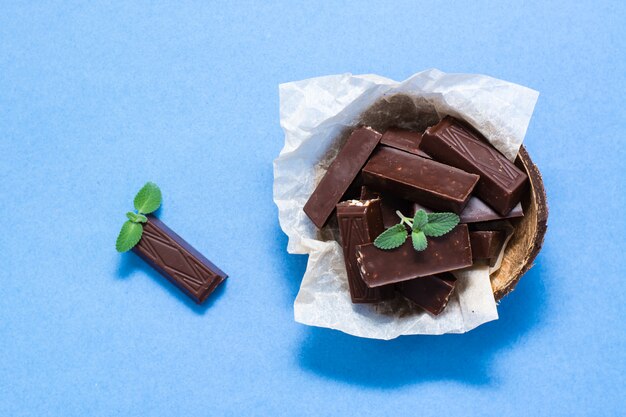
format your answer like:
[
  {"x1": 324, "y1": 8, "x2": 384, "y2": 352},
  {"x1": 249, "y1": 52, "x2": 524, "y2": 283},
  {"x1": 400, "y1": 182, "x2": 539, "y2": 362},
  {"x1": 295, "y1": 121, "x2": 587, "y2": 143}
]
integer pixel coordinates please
[
  {"x1": 361, "y1": 146, "x2": 479, "y2": 214},
  {"x1": 336, "y1": 199, "x2": 394, "y2": 303},
  {"x1": 304, "y1": 127, "x2": 382, "y2": 228},
  {"x1": 132, "y1": 215, "x2": 227, "y2": 304},
  {"x1": 422, "y1": 116, "x2": 528, "y2": 215},
  {"x1": 380, "y1": 128, "x2": 430, "y2": 158},
  {"x1": 359, "y1": 186, "x2": 412, "y2": 228},
  {"x1": 396, "y1": 272, "x2": 457, "y2": 315},
  {"x1": 412, "y1": 196, "x2": 523, "y2": 224},
  {"x1": 356, "y1": 225, "x2": 472, "y2": 287}
]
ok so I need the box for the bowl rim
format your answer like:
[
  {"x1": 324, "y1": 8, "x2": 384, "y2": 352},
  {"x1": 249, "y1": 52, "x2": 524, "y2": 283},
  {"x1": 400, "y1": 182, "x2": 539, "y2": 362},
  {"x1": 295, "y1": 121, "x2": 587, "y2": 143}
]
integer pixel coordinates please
[{"x1": 493, "y1": 145, "x2": 548, "y2": 301}]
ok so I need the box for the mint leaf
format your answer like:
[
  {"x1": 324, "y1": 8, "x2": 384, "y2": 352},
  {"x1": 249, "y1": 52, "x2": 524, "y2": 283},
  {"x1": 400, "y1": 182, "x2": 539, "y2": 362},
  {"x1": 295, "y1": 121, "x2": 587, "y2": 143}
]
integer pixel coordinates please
[
  {"x1": 115, "y1": 221, "x2": 143, "y2": 252},
  {"x1": 411, "y1": 230, "x2": 428, "y2": 251},
  {"x1": 412, "y1": 209, "x2": 428, "y2": 231},
  {"x1": 374, "y1": 224, "x2": 408, "y2": 250},
  {"x1": 134, "y1": 182, "x2": 162, "y2": 214},
  {"x1": 423, "y1": 212, "x2": 460, "y2": 237},
  {"x1": 126, "y1": 212, "x2": 148, "y2": 223}
]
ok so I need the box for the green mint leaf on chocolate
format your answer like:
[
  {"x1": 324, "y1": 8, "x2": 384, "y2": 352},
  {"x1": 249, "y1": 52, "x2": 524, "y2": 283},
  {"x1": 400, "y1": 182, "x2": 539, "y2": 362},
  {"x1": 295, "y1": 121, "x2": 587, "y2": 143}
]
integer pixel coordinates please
[
  {"x1": 374, "y1": 223, "x2": 408, "y2": 250},
  {"x1": 376, "y1": 210, "x2": 459, "y2": 252},
  {"x1": 422, "y1": 212, "x2": 460, "y2": 237},
  {"x1": 412, "y1": 209, "x2": 428, "y2": 231},
  {"x1": 411, "y1": 230, "x2": 428, "y2": 251},
  {"x1": 116, "y1": 221, "x2": 144, "y2": 252},
  {"x1": 126, "y1": 212, "x2": 148, "y2": 223},
  {"x1": 134, "y1": 182, "x2": 162, "y2": 214}
]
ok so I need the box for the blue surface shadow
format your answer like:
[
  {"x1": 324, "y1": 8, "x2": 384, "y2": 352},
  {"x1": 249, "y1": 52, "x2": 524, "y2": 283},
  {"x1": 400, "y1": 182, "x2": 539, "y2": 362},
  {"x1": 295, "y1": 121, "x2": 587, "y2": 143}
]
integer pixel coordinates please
[
  {"x1": 116, "y1": 251, "x2": 227, "y2": 314},
  {"x1": 295, "y1": 257, "x2": 549, "y2": 388}
]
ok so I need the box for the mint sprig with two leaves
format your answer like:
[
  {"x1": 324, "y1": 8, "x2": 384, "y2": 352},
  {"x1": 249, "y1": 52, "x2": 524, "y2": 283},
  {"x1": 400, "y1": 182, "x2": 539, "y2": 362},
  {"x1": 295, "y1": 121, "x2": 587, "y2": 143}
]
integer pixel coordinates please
[
  {"x1": 374, "y1": 209, "x2": 460, "y2": 252},
  {"x1": 115, "y1": 182, "x2": 162, "y2": 252}
]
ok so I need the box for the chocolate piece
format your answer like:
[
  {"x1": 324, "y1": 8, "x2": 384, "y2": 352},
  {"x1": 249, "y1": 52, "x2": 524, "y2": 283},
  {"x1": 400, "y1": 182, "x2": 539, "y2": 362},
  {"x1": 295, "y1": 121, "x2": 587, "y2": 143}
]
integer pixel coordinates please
[
  {"x1": 469, "y1": 219, "x2": 515, "y2": 236},
  {"x1": 396, "y1": 273, "x2": 457, "y2": 315},
  {"x1": 422, "y1": 116, "x2": 528, "y2": 215},
  {"x1": 132, "y1": 215, "x2": 227, "y2": 304},
  {"x1": 380, "y1": 129, "x2": 431, "y2": 158},
  {"x1": 360, "y1": 186, "x2": 412, "y2": 228},
  {"x1": 361, "y1": 147, "x2": 479, "y2": 214},
  {"x1": 470, "y1": 231, "x2": 505, "y2": 266},
  {"x1": 336, "y1": 199, "x2": 394, "y2": 303},
  {"x1": 356, "y1": 225, "x2": 472, "y2": 287},
  {"x1": 304, "y1": 127, "x2": 382, "y2": 228},
  {"x1": 469, "y1": 220, "x2": 515, "y2": 267},
  {"x1": 412, "y1": 197, "x2": 523, "y2": 224}
]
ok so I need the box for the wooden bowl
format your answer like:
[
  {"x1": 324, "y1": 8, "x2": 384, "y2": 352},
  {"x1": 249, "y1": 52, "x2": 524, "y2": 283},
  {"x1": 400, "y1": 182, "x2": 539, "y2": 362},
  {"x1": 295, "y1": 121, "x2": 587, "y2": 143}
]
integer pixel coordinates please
[{"x1": 492, "y1": 146, "x2": 548, "y2": 300}]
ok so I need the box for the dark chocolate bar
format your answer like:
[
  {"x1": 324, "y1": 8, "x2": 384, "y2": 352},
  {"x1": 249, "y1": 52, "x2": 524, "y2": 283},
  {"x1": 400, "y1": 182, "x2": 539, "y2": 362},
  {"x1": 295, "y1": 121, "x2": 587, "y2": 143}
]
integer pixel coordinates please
[
  {"x1": 336, "y1": 199, "x2": 394, "y2": 303},
  {"x1": 360, "y1": 186, "x2": 412, "y2": 229},
  {"x1": 469, "y1": 220, "x2": 515, "y2": 266},
  {"x1": 132, "y1": 215, "x2": 227, "y2": 304},
  {"x1": 396, "y1": 272, "x2": 457, "y2": 315},
  {"x1": 469, "y1": 220, "x2": 515, "y2": 236},
  {"x1": 304, "y1": 127, "x2": 382, "y2": 228},
  {"x1": 422, "y1": 116, "x2": 528, "y2": 215},
  {"x1": 361, "y1": 146, "x2": 479, "y2": 214},
  {"x1": 356, "y1": 225, "x2": 472, "y2": 287},
  {"x1": 470, "y1": 231, "x2": 505, "y2": 266},
  {"x1": 380, "y1": 128, "x2": 431, "y2": 158},
  {"x1": 412, "y1": 197, "x2": 523, "y2": 224}
]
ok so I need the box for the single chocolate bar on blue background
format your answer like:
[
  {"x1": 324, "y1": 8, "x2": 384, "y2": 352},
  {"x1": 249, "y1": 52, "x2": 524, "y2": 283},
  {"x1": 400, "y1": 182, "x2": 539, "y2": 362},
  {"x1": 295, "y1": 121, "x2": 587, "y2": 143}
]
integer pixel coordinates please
[{"x1": 132, "y1": 215, "x2": 227, "y2": 304}]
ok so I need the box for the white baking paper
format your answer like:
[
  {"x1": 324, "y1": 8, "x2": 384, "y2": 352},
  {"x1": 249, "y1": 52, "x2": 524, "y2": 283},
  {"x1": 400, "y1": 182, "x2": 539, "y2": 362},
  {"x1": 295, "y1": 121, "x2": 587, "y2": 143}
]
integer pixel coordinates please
[{"x1": 274, "y1": 69, "x2": 538, "y2": 339}]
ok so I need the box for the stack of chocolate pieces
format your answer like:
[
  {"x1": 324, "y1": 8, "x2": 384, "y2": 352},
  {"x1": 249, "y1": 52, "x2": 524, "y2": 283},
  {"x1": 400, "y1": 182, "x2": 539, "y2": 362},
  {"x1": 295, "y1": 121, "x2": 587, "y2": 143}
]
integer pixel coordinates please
[{"x1": 303, "y1": 117, "x2": 528, "y2": 315}]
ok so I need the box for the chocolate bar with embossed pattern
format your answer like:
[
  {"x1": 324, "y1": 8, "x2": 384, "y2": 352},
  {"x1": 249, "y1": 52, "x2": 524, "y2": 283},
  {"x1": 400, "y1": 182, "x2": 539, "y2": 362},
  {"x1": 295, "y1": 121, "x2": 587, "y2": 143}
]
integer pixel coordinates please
[
  {"x1": 336, "y1": 199, "x2": 394, "y2": 303},
  {"x1": 396, "y1": 272, "x2": 457, "y2": 315},
  {"x1": 132, "y1": 215, "x2": 227, "y2": 304},
  {"x1": 422, "y1": 116, "x2": 528, "y2": 215}
]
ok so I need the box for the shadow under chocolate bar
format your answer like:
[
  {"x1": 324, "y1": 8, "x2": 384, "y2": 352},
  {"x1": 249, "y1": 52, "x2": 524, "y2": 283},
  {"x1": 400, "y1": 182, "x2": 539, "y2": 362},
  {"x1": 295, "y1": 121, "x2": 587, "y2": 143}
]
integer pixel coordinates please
[{"x1": 132, "y1": 215, "x2": 227, "y2": 304}]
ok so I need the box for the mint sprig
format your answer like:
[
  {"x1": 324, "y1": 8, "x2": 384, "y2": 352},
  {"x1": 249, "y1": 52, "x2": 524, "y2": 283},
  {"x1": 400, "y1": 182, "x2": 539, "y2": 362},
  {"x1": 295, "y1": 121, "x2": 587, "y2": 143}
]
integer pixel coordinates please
[
  {"x1": 373, "y1": 209, "x2": 460, "y2": 252},
  {"x1": 116, "y1": 182, "x2": 162, "y2": 252},
  {"x1": 373, "y1": 224, "x2": 407, "y2": 250}
]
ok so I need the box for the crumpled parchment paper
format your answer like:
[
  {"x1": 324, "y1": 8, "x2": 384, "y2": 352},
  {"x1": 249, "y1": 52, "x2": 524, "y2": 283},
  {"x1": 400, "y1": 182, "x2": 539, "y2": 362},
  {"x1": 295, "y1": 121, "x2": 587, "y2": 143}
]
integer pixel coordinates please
[{"x1": 274, "y1": 69, "x2": 539, "y2": 339}]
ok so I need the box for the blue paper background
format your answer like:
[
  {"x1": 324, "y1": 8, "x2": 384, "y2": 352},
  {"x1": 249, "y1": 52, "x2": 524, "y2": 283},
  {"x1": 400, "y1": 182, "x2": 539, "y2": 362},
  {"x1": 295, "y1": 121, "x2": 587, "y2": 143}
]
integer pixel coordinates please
[{"x1": 1, "y1": 2, "x2": 624, "y2": 416}]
